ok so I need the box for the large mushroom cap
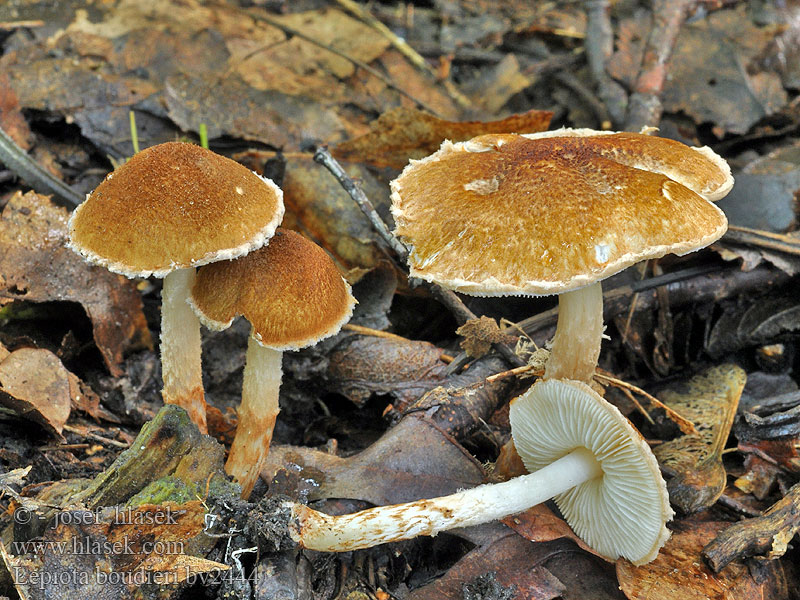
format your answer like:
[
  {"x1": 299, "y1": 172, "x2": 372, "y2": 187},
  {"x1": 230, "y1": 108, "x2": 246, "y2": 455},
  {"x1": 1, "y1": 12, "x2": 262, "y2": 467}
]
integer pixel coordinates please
[
  {"x1": 189, "y1": 228, "x2": 356, "y2": 351},
  {"x1": 390, "y1": 128, "x2": 733, "y2": 296},
  {"x1": 68, "y1": 142, "x2": 284, "y2": 278},
  {"x1": 509, "y1": 378, "x2": 674, "y2": 565}
]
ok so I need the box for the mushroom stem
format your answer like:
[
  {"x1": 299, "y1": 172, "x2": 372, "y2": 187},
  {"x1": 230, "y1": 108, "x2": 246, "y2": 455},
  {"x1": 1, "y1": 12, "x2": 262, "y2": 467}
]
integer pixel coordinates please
[
  {"x1": 160, "y1": 267, "x2": 207, "y2": 434},
  {"x1": 287, "y1": 447, "x2": 602, "y2": 552},
  {"x1": 544, "y1": 281, "x2": 604, "y2": 383},
  {"x1": 225, "y1": 339, "x2": 282, "y2": 499}
]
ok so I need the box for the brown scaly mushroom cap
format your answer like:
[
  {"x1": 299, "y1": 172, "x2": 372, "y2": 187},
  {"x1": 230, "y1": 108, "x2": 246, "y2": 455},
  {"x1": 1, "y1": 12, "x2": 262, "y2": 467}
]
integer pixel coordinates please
[
  {"x1": 67, "y1": 142, "x2": 284, "y2": 279},
  {"x1": 390, "y1": 128, "x2": 733, "y2": 297},
  {"x1": 189, "y1": 228, "x2": 356, "y2": 350}
]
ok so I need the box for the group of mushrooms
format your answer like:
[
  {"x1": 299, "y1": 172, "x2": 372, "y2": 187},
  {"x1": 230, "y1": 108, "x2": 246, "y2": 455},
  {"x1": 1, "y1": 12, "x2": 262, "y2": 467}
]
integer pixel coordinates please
[{"x1": 66, "y1": 126, "x2": 734, "y2": 566}]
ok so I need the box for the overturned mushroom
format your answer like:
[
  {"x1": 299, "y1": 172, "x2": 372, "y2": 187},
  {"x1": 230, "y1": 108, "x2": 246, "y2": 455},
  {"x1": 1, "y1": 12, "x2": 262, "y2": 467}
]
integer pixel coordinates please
[
  {"x1": 286, "y1": 378, "x2": 673, "y2": 565},
  {"x1": 68, "y1": 142, "x2": 283, "y2": 433},
  {"x1": 189, "y1": 229, "x2": 355, "y2": 498},
  {"x1": 390, "y1": 128, "x2": 733, "y2": 382}
]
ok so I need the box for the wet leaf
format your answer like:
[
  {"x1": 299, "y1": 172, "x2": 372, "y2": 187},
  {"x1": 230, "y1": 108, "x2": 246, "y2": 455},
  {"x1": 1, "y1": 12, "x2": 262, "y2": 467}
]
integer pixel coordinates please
[
  {"x1": 503, "y1": 503, "x2": 596, "y2": 558},
  {"x1": 653, "y1": 365, "x2": 746, "y2": 513},
  {"x1": 326, "y1": 334, "x2": 448, "y2": 407},
  {"x1": 263, "y1": 415, "x2": 485, "y2": 506},
  {"x1": 0, "y1": 192, "x2": 152, "y2": 376},
  {"x1": 332, "y1": 107, "x2": 552, "y2": 170},
  {"x1": 0, "y1": 348, "x2": 71, "y2": 438},
  {"x1": 617, "y1": 519, "x2": 787, "y2": 600}
]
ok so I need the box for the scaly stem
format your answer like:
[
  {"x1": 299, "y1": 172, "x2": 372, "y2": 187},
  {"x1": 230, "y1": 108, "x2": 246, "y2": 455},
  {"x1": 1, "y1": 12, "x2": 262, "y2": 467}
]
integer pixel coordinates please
[
  {"x1": 288, "y1": 447, "x2": 601, "y2": 551},
  {"x1": 225, "y1": 340, "x2": 283, "y2": 499},
  {"x1": 544, "y1": 282, "x2": 604, "y2": 383},
  {"x1": 160, "y1": 268, "x2": 207, "y2": 434}
]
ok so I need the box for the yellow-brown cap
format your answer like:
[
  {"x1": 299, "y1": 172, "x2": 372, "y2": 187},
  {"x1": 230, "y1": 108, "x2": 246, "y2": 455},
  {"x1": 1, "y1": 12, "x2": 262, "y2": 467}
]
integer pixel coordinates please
[
  {"x1": 189, "y1": 229, "x2": 356, "y2": 351},
  {"x1": 390, "y1": 128, "x2": 733, "y2": 296},
  {"x1": 67, "y1": 142, "x2": 284, "y2": 278}
]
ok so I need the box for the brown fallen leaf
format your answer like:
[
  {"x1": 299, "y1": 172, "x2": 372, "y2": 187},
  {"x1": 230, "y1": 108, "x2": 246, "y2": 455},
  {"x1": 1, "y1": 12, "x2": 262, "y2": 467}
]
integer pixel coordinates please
[
  {"x1": 653, "y1": 364, "x2": 746, "y2": 513},
  {"x1": 0, "y1": 192, "x2": 152, "y2": 377},
  {"x1": 263, "y1": 415, "x2": 485, "y2": 506},
  {"x1": 332, "y1": 106, "x2": 552, "y2": 170},
  {"x1": 0, "y1": 348, "x2": 71, "y2": 438},
  {"x1": 503, "y1": 503, "x2": 597, "y2": 559},
  {"x1": 406, "y1": 526, "x2": 566, "y2": 600},
  {"x1": 457, "y1": 316, "x2": 516, "y2": 359},
  {"x1": 617, "y1": 519, "x2": 788, "y2": 600},
  {"x1": 325, "y1": 334, "x2": 449, "y2": 408}
]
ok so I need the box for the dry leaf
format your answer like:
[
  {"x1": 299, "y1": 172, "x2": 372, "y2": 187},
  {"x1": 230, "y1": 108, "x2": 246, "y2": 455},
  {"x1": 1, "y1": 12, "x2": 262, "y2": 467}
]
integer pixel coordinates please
[
  {"x1": 263, "y1": 416, "x2": 485, "y2": 506},
  {"x1": 332, "y1": 106, "x2": 552, "y2": 170},
  {"x1": 456, "y1": 316, "x2": 515, "y2": 359},
  {"x1": 0, "y1": 348, "x2": 71, "y2": 438},
  {"x1": 503, "y1": 503, "x2": 597, "y2": 558},
  {"x1": 0, "y1": 192, "x2": 152, "y2": 376},
  {"x1": 653, "y1": 364, "x2": 746, "y2": 513},
  {"x1": 617, "y1": 519, "x2": 787, "y2": 600},
  {"x1": 326, "y1": 334, "x2": 448, "y2": 407}
]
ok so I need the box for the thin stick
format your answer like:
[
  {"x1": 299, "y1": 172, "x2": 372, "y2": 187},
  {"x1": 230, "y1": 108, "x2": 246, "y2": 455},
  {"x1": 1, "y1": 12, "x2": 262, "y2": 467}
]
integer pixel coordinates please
[
  {"x1": 62, "y1": 424, "x2": 130, "y2": 448},
  {"x1": 594, "y1": 371, "x2": 697, "y2": 434}
]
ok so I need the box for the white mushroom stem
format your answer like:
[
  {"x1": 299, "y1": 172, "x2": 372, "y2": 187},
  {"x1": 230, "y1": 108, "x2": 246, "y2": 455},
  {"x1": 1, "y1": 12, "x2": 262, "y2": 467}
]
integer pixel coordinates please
[
  {"x1": 225, "y1": 340, "x2": 283, "y2": 499},
  {"x1": 287, "y1": 447, "x2": 602, "y2": 552},
  {"x1": 160, "y1": 267, "x2": 207, "y2": 434},
  {"x1": 544, "y1": 281, "x2": 604, "y2": 383}
]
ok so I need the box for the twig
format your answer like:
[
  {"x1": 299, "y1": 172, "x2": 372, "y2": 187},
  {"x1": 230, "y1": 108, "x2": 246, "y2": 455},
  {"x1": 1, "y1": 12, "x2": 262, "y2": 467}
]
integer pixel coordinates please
[
  {"x1": 313, "y1": 146, "x2": 525, "y2": 368},
  {"x1": 237, "y1": 5, "x2": 444, "y2": 117},
  {"x1": 0, "y1": 126, "x2": 84, "y2": 206},
  {"x1": 703, "y1": 483, "x2": 800, "y2": 572},
  {"x1": 552, "y1": 71, "x2": 613, "y2": 129},
  {"x1": 724, "y1": 226, "x2": 800, "y2": 257},
  {"x1": 594, "y1": 370, "x2": 697, "y2": 434},
  {"x1": 62, "y1": 424, "x2": 130, "y2": 448},
  {"x1": 625, "y1": 0, "x2": 697, "y2": 130}
]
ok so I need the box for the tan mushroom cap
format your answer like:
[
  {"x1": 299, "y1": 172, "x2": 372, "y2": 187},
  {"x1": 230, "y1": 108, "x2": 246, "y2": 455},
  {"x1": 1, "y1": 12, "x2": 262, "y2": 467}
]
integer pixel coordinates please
[
  {"x1": 68, "y1": 142, "x2": 284, "y2": 278},
  {"x1": 189, "y1": 229, "x2": 356, "y2": 351},
  {"x1": 390, "y1": 129, "x2": 733, "y2": 296},
  {"x1": 509, "y1": 378, "x2": 674, "y2": 565}
]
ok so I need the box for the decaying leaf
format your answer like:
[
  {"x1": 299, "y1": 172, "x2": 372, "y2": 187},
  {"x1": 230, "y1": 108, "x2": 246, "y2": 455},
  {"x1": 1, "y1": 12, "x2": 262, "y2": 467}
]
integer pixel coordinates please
[
  {"x1": 263, "y1": 415, "x2": 485, "y2": 506},
  {"x1": 653, "y1": 364, "x2": 746, "y2": 513},
  {"x1": 326, "y1": 334, "x2": 449, "y2": 407},
  {"x1": 617, "y1": 519, "x2": 788, "y2": 600},
  {"x1": 457, "y1": 316, "x2": 516, "y2": 359},
  {"x1": 332, "y1": 107, "x2": 552, "y2": 170},
  {"x1": 0, "y1": 192, "x2": 152, "y2": 376},
  {"x1": 0, "y1": 466, "x2": 32, "y2": 504},
  {"x1": 503, "y1": 503, "x2": 596, "y2": 558},
  {"x1": 0, "y1": 348, "x2": 71, "y2": 437}
]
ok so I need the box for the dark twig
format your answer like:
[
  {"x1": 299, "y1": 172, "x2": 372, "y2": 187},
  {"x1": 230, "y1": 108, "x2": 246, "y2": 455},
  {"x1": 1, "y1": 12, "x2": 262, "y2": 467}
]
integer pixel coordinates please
[
  {"x1": 625, "y1": 0, "x2": 697, "y2": 130},
  {"x1": 583, "y1": 0, "x2": 628, "y2": 127},
  {"x1": 703, "y1": 483, "x2": 800, "y2": 572},
  {"x1": 313, "y1": 146, "x2": 525, "y2": 367},
  {"x1": 0, "y1": 126, "x2": 83, "y2": 206}
]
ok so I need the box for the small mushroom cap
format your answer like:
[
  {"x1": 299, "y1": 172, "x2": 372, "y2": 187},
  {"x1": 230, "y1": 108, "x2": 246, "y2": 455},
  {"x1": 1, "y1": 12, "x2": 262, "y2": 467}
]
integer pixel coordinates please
[
  {"x1": 509, "y1": 378, "x2": 674, "y2": 565},
  {"x1": 67, "y1": 142, "x2": 284, "y2": 278},
  {"x1": 390, "y1": 128, "x2": 733, "y2": 296},
  {"x1": 189, "y1": 228, "x2": 356, "y2": 351}
]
